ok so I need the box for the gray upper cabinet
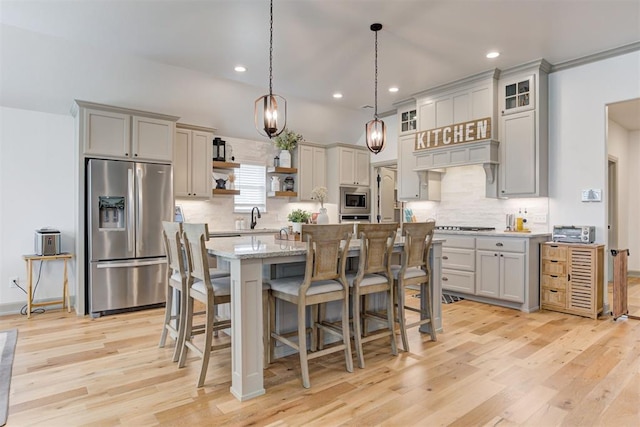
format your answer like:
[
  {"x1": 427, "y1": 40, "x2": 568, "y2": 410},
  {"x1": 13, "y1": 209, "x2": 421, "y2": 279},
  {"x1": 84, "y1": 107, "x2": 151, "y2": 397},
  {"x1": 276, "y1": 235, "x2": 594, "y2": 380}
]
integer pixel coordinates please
[
  {"x1": 330, "y1": 145, "x2": 369, "y2": 186},
  {"x1": 296, "y1": 142, "x2": 326, "y2": 201},
  {"x1": 74, "y1": 100, "x2": 179, "y2": 162},
  {"x1": 174, "y1": 124, "x2": 214, "y2": 198},
  {"x1": 498, "y1": 61, "x2": 550, "y2": 197}
]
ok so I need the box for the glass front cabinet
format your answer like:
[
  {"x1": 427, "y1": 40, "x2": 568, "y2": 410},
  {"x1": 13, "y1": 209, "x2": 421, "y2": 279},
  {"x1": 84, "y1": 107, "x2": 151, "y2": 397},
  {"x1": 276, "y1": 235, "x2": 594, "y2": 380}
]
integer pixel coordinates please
[
  {"x1": 501, "y1": 75, "x2": 535, "y2": 115},
  {"x1": 400, "y1": 108, "x2": 417, "y2": 133}
]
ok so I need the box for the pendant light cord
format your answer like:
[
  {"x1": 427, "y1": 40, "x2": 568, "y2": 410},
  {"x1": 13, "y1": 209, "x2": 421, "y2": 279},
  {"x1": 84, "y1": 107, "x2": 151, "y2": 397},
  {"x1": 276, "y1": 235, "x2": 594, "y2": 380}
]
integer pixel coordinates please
[
  {"x1": 374, "y1": 28, "x2": 378, "y2": 120},
  {"x1": 269, "y1": 0, "x2": 274, "y2": 97}
]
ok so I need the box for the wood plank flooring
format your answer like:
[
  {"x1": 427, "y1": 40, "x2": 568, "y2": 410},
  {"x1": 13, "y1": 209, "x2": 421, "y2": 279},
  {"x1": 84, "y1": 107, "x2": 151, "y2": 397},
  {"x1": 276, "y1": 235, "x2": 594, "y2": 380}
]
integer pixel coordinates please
[{"x1": 3, "y1": 280, "x2": 640, "y2": 426}]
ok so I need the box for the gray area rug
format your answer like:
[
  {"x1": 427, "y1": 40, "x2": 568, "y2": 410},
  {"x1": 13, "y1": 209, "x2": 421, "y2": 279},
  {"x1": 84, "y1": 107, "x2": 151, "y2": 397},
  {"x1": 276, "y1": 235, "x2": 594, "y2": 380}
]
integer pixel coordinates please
[
  {"x1": 0, "y1": 329, "x2": 18, "y2": 427},
  {"x1": 406, "y1": 285, "x2": 464, "y2": 304}
]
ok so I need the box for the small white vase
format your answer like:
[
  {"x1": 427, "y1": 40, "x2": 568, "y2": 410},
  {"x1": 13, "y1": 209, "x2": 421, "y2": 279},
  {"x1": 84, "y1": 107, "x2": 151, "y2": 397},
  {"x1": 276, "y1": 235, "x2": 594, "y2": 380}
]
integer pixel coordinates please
[
  {"x1": 279, "y1": 150, "x2": 291, "y2": 168},
  {"x1": 317, "y1": 207, "x2": 329, "y2": 224},
  {"x1": 292, "y1": 222, "x2": 302, "y2": 234}
]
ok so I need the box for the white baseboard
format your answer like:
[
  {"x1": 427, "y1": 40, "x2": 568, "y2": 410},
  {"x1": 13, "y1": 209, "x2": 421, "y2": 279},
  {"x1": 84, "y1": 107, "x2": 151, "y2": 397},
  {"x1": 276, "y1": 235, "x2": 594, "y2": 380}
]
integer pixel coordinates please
[{"x1": 0, "y1": 297, "x2": 76, "y2": 317}]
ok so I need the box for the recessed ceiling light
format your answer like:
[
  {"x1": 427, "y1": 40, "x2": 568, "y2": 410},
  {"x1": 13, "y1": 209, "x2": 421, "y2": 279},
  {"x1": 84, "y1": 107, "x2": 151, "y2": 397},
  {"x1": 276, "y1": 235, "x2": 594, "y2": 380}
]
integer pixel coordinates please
[
  {"x1": 234, "y1": 65, "x2": 247, "y2": 72},
  {"x1": 486, "y1": 51, "x2": 500, "y2": 59},
  {"x1": 389, "y1": 87, "x2": 399, "y2": 93},
  {"x1": 333, "y1": 93, "x2": 343, "y2": 99}
]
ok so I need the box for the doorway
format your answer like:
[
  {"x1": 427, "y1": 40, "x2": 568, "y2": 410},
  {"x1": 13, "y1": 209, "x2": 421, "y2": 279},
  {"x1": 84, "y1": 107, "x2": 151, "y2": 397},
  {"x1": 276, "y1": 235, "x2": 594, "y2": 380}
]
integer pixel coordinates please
[
  {"x1": 372, "y1": 162, "x2": 400, "y2": 224},
  {"x1": 606, "y1": 98, "x2": 640, "y2": 318}
]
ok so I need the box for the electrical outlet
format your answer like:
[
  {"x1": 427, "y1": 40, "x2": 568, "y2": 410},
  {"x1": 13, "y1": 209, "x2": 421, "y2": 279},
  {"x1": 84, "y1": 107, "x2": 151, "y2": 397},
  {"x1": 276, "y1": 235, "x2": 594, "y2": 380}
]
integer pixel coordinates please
[
  {"x1": 9, "y1": 276, "x2": 18, "y2": 288},
  {"x1": 532, "y1": 214, "x2": 547, "y2": 224}
]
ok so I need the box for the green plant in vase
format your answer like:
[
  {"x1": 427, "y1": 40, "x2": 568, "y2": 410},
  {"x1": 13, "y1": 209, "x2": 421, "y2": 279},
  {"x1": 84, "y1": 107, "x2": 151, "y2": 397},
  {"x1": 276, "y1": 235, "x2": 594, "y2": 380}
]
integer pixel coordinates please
[
  {"x1": 287, "y1": 208, "x2": 311, "y2": 223},
  {"x1": 273, "y1": 129, "x2": 303, "y2": 168},
  {"x1": 287, "y1": 208, "x2": 310, "y2": 235}
]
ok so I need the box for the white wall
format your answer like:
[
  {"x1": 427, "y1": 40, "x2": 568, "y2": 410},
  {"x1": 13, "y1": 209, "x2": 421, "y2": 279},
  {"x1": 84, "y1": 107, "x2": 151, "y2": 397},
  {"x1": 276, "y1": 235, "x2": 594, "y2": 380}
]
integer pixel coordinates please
[
  {"x1": 0, "y1": 107, "x2": 76, "y2": 312},
  {"x1": 548, "y1": 51, "x2": 640, "y2": 247}
]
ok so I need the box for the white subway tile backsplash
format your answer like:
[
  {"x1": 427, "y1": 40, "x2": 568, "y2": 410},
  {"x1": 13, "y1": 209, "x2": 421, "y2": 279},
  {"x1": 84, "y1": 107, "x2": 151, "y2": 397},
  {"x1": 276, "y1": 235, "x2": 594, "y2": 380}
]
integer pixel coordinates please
[{"x1": 406, "y1": 165, "x2": 550, "y2": 233}]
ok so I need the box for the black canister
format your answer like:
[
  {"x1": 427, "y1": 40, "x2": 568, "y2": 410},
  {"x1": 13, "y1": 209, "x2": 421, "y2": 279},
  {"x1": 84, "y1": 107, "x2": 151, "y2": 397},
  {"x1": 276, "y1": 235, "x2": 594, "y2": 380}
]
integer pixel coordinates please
[{"x1": 283, "y1": 176, "x2": 294, "y2": 191}]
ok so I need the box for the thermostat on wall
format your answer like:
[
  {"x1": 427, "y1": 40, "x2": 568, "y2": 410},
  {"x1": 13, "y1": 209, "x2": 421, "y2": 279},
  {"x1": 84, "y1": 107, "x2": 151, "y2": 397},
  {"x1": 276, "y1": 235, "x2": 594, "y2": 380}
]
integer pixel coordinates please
[{"x1": 581, "y1": 189, "x2": 602, "y2": 202}]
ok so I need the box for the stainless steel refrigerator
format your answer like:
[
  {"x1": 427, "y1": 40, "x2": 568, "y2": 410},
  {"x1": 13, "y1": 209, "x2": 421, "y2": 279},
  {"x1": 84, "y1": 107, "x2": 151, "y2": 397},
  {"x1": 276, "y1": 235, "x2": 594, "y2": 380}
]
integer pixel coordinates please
[{"x1": 87, "y1": 159, "x2": 173, "y2": 317}]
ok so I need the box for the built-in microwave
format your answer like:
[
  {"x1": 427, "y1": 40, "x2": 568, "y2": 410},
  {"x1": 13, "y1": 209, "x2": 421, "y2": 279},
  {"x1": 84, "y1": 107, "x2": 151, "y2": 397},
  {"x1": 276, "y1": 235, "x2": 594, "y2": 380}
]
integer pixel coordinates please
[{"x1": 340, "y1": 187, "x2": 370, "y2": 215}]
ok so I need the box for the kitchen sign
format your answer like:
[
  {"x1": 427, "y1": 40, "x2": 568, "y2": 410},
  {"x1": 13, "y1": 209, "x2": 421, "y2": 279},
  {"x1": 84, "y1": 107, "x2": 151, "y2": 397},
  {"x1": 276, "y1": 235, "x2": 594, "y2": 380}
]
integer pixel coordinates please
[{"x1": 415, "y1": 117, "x2": 491, "y2": 150}]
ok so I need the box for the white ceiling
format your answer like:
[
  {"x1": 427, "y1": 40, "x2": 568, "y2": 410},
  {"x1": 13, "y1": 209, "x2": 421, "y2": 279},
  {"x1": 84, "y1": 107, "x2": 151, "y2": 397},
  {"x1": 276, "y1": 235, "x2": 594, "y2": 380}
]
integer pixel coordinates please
[{"x1": 1, "y1": 0, "x2": 639, "y2": 120}]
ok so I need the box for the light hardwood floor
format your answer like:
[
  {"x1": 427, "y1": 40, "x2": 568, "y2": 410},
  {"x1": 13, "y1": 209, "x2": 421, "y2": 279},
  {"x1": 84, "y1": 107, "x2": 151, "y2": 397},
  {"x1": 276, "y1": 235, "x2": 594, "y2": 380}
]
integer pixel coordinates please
[{"x1": 4, "y1": 281, "x2": 640, "y2": 426}]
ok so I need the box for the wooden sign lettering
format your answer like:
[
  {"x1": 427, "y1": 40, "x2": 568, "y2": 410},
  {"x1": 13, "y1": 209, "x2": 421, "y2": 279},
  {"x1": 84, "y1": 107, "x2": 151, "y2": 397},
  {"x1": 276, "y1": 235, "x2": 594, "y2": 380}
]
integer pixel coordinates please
[{"x1": 415, "y1": 117, "x2": 492, "y2": 150}]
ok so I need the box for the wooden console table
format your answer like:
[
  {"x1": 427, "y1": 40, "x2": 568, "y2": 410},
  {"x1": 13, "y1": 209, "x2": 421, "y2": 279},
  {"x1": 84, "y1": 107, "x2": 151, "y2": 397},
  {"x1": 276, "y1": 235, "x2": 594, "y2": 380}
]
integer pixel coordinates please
[{"x1": 23, "y1": 253, "x2": 73, "y2": 318}]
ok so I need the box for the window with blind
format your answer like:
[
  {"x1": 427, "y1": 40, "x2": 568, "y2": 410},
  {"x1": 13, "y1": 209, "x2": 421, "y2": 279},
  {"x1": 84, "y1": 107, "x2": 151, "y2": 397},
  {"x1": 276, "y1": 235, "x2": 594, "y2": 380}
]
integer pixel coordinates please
[{"x1": 234, "y1": 164, "x2": 267, "y2": 213}]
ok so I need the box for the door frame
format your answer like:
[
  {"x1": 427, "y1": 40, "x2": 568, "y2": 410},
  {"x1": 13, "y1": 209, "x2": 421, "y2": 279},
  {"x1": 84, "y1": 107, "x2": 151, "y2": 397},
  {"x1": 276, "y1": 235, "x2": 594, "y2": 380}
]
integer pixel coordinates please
[
  {"x1": 607, "y1": 155, "x2": 619, "y2": 283},
  {"x1": 371, "y1": 160, "x2": 398, "y2": 224}
]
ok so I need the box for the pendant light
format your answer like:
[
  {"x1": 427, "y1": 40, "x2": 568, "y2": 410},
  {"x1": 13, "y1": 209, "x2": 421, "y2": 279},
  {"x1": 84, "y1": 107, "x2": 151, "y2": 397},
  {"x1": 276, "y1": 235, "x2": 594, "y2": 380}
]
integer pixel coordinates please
[
  {"x1": 255, "y1": 0, "x2": 286, "y2": 138},
  {"x1": 365, "y1": 23, "x2": 386, "y2": 154}
]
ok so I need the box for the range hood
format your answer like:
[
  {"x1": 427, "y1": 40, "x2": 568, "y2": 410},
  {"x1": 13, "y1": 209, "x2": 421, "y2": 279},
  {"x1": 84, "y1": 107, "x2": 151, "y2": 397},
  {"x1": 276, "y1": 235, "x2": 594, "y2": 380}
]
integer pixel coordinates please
[{"x1": 413, "y1": 139, "x2": 500, "y2": 198}]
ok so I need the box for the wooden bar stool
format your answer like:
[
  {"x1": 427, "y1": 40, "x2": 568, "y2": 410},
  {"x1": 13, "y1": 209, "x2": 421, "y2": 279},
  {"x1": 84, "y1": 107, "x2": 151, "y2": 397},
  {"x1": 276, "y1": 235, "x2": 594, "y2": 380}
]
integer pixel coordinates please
[
  {"x1": 159, "y1": 222, "x2": 230, "y2": 362},
  {"x1": 267, "y1": 224, "x2": 353, "y2": 388},
  {"x1": 349, "y1": 223, "x2": 399, "y2": 368},
  {"x1": 391, "y1": 221, "x2": 437, "y2": 352},
  {"x1": 159, "y1": 221, "x2": 187, "y2": 362},
  {"x1": 178, "y1": 223, "x2": 232, "y2": 387}
]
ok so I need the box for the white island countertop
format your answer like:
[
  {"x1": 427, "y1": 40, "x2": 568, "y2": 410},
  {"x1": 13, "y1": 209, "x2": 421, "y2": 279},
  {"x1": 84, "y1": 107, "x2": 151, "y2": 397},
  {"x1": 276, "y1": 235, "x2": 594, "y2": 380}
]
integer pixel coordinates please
[
  {"x1": 206, "y1": 235, "x2": 446, "y2": 260},
  {"x1": 208, "y1": 228, "x2": 282, "y2": 237}
]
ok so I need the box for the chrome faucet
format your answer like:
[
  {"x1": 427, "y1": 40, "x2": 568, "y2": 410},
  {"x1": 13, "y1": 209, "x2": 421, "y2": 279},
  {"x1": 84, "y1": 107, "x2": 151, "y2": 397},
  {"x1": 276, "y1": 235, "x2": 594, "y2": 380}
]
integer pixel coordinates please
[{"x1": 250, "y1": 206, "x2": 261, "y2": 229}]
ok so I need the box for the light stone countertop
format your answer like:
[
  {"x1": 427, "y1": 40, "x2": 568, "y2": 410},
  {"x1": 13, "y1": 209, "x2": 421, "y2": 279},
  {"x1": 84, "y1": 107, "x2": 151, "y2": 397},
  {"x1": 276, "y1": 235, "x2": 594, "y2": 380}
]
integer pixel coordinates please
[
  {"x1": 205, "y1": 235, "x2": 446, "y2": 260},
  {"x1": 435, "y1": 230, "x2": 551, "y2": 238},
  {"x1": 208, "y1": 228, "x2": 282, "y2": 237}
]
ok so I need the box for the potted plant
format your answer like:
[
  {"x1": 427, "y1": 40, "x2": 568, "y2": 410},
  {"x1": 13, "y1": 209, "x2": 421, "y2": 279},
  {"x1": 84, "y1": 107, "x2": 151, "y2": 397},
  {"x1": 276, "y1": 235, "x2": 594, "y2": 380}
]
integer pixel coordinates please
[
  {"x1": 273, "y1": 129, "x2": 303, "y2": 168},
  {"x1": 287, "y1": 208, "x2": 311, "y2": 234}
]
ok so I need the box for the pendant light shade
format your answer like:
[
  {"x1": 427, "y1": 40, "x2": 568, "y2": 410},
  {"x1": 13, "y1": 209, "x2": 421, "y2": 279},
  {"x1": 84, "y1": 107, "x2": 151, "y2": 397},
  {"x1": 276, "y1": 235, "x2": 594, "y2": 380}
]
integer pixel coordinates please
[
  {"x1": 366, "y1": 23, "x2": 386, "y2": 154},
  {"x1": 255, "y1": 0, "x2": 286, "y2": 138},
  {"x1": 365, "y1": 118, "x2": 386, "y2": 154}
]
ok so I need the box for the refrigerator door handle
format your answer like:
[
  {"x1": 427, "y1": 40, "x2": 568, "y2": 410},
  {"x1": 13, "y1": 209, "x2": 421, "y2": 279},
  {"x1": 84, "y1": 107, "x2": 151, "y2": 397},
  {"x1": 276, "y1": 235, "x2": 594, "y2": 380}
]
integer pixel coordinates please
[
  {"x1": 136, "y1": 165, "x2": 143, "y2": 252},
  {"x1": 127, "y1": 167, "x2": 135, "y2": 253},
  {"x1": 96, "y1": 258, "x2": 166, "y2": 269}
]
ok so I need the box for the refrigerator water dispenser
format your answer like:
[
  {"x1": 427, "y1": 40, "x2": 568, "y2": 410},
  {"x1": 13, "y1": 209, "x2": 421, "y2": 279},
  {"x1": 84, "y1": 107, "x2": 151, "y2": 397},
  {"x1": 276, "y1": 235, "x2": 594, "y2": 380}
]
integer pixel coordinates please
[{"x1": 98, "y1": 196, "x2": 125, "y2": 229}]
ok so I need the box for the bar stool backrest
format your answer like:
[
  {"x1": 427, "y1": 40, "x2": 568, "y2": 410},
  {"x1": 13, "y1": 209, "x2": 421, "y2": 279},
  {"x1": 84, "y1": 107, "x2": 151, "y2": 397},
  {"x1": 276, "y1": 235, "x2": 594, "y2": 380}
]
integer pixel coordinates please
[
  {"x1": 300, "y1": 224, "x2": 353, "y2": 292},
  {"x1": 182, "y1": 223, "x2": 212, "y2": 287},
  {"x1": 400, "y1": 221, "x2": 436, "y2": 272},
  {"x1": 356, "y1": 223, "x2": 398, "y2": 276},
  {"x1": 162, "y1": 221, "x2": 185, "y2": 279}
]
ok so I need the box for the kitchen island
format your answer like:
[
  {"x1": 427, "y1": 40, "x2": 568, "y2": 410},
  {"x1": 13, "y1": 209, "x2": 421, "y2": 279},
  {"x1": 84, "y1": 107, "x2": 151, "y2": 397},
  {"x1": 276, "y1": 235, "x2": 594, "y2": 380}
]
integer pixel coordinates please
[{"x1": 205, "y1": 234, "x2": 444, "y2": 401}]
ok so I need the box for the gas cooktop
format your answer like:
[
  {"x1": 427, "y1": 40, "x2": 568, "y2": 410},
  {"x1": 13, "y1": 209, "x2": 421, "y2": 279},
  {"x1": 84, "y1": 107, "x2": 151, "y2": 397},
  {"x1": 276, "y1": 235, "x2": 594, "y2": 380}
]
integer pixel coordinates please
[{"x1": 435, "y1": 226, "x2": 496, "y2": 231}]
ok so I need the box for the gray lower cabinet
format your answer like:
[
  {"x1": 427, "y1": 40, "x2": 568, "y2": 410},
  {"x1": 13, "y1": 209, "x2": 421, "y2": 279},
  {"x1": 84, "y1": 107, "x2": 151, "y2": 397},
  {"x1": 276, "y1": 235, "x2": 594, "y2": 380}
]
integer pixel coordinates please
[
  {"x1": 440, "y1": 232, "x2": 549, "y2": 312},
  {"x1": 442, "y1": 236, "x2": 475, "y2": 293},
  {"x1": 476, "y1": 249, "x2": 525, "y2": 302}
]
